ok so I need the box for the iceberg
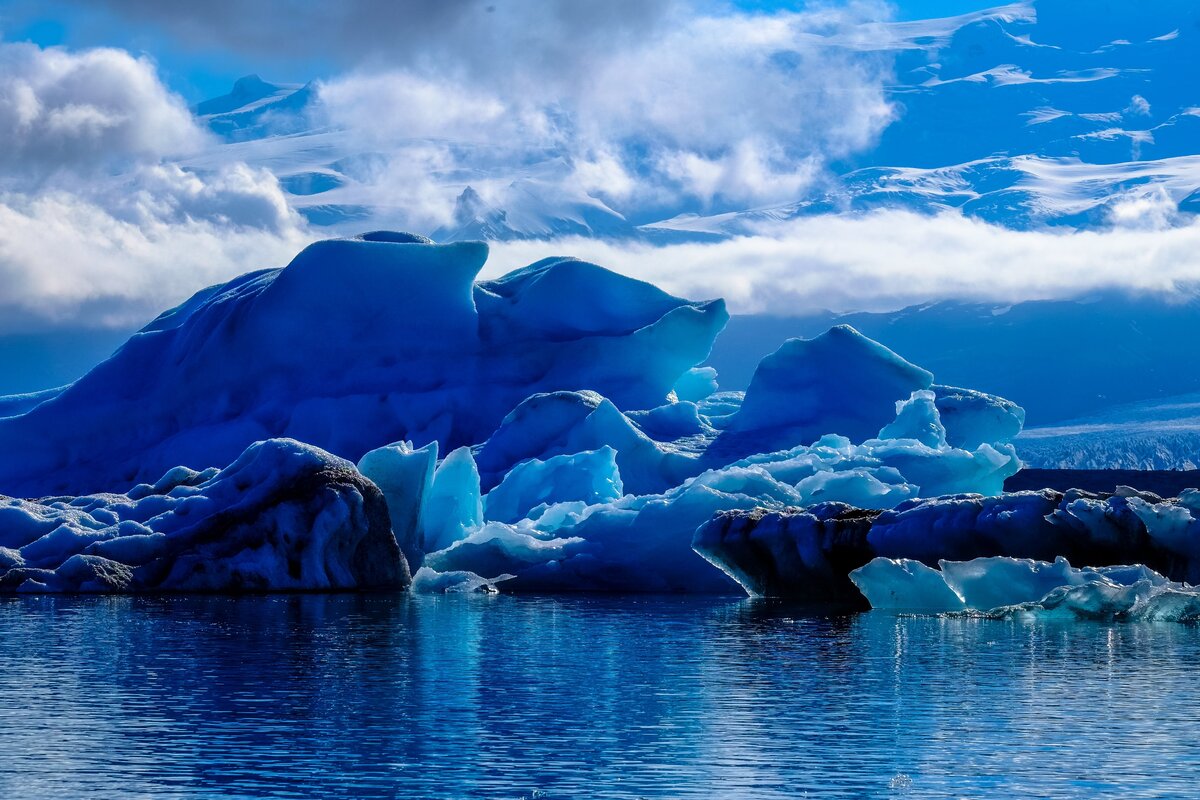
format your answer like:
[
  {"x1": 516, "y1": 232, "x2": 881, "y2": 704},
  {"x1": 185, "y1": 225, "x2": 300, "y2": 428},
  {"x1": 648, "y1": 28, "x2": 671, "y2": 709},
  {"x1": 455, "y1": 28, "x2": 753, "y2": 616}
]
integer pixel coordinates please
[
  {"x1": 0, "y1": 234, "x2": 726, "y2": 497},
  {"x1": 849, "y1": 555, "x2": 1200, "y2": 623},
  {"x1": 0, "y1": 232, "x2": 1035, "y2": 595},
  {"x1": 697, "y1": 486, "x2": 1200, "y2": 600},
  {"x1": 0, "y1": 438, "x2": 409, "y2": 593}
]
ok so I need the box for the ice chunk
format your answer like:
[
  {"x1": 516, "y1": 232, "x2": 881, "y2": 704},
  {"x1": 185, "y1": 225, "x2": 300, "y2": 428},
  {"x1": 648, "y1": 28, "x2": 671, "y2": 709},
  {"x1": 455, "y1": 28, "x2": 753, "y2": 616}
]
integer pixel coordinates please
[
  {"x1": 357, "y1": 440, "x2": 438, "y2": 570},
  {"x1": 626, "y1": 401, "x2": 710, "y2": 440},
  {"x1": 932, "y1": 385, "x2": 1025, "y2": 449},
  {"x1": 693, "y1": 503, "x2": 874, "y2": 600},
  {"x1": 410, "y1": 566, "x2": 513, "y2": 594},
  {"x1": 795, "y1": 468, "x2": 918, "y2": 508},
  {"x1": 423, "y1": 522, "x2": 586, "y2": 579},
  {"x1": 474, "y1": 391, "x2": 691, "y2": 496},
  {"x1": 483, "y1": 447, "x2": 623, "y2": 524},
  {"x1": 704, "y1": 486, "x2": 1200, "y2": 601},
  {"x1": 939, "y1": 556, "x2": 1088, "y2": 610},
  {"x1": 849, "y1": 558, "x2": 966, "y2": 613},
  {"x1": 850, "y1": 555, "x2": 1200, "y2": 622},
  {"x1": 724, "y1": 325, "x2": 933, "y2": 447},
  {"x1": 672, "y1": 367, "x2": 719, "y2": 403},
  {"x1": 422, "y1": 447, "x2": 484, "y2": 554},
  {"x1": 0, "y1": 439, "x2": 409, "y2": 593},
  {"x1": 878, "y1": 390, "x2": 946, "y2": 448}
]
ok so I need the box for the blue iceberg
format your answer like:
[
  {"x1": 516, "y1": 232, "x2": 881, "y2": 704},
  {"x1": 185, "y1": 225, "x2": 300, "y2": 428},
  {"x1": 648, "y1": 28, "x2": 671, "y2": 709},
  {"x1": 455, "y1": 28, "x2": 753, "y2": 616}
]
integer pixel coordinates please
[{"x1": 0, "y1": 233, "x2": 1036, "y2": 594}]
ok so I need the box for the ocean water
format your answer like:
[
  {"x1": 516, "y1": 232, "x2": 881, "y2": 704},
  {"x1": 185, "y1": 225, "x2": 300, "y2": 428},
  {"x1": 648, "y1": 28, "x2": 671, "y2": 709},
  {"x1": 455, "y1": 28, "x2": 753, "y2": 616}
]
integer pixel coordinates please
[{"x1": 1, "y1": 594, "x2": 1197, "y2": 799}]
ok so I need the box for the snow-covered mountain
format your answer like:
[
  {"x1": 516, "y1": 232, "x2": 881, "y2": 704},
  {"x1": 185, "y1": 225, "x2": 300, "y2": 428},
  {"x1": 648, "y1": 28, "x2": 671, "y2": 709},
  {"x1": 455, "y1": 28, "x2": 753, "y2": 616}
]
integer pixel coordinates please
[{"x1": 184, "y1": 0, "x2": 1200, "y2": 240}]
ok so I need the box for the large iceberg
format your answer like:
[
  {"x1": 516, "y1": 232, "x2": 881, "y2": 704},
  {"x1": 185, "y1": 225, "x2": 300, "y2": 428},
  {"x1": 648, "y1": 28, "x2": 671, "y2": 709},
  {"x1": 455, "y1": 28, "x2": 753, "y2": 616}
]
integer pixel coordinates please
[
  {"x1": 0, "y1": 233, "x2": 1034, "y2": 595},
  {"x1": 0, "y1": 234, "x2": 726, "y2": 497},
  {"x1": 0, "y1": 438, "x2": 408, "y2": 593}
]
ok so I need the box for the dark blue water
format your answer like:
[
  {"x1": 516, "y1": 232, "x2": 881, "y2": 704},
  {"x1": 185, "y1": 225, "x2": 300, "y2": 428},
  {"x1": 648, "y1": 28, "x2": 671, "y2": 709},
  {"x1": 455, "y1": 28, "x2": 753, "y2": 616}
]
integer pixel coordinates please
[{"x1": 1, "y1": 595, "x2": 1198, "y2": 799}]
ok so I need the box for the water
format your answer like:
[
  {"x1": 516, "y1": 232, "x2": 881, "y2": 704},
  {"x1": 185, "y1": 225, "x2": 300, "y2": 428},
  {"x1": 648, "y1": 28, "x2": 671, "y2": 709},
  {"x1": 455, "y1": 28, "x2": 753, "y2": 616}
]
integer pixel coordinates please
[{"x1": 1, "y1": 595, "x2": 1198, "y2": 799}]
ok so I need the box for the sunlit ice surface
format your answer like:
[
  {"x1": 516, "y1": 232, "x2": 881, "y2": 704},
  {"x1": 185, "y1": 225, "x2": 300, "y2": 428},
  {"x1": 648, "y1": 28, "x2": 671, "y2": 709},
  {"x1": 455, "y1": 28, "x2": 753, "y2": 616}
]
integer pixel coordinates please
[{"x1": 1, "y1": 594, "x2": 1197, "y2": 799}]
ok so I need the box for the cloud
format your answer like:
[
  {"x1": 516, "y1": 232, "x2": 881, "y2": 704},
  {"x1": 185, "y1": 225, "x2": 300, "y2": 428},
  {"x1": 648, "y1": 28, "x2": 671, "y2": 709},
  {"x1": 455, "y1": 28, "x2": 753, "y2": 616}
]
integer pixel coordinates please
[
  {"x1": 0, "y1": 42, "x2": 205, "y2": 178},
  {"x1": 0, "y1": 42, "x2": 310, "y2": 332},
  {"x1": 310, "y1": 2, "x2": 896, "y2": 211},
  {"x1": 0, "y1": 165, "x2": 309, "y2": 332},
  {"x1": 44, "y1": 0, "x2": 680, "y2": 78},
  {"x1": 486, "y1": 211, "x2": 1200, "y2": 315}
]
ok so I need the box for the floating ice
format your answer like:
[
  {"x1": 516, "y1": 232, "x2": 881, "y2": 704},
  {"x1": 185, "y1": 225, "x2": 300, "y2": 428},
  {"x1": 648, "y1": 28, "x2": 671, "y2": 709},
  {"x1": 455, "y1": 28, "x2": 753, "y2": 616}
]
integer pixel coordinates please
[
  {"x1": 0, "y1": 236, "x2": 726, "y2": 497},
  {"x1": 483, "y1": 446, "x2": 623, "y2": 524},
  {"x1": 697, "y1": 486, "x2": 1200, "y2": 600},
  {"x1": 357, "y1": 440, "x2": 437, "y2": 571},
  {"x1": 850, "y1": 555, "x2": 1200, "y2": 622},
  {"x1": 0, "y1": 233, "x2": 1035, "y2": 595},
  {"x1": 410, "y1": 566, "x2": 512, "y2": 594},
  {"x1": 0, "y1": 439, "x2": 408, "y2": 593},
  {"x1": 848, "y1": 558, "x2": 966, "y2": 613}
]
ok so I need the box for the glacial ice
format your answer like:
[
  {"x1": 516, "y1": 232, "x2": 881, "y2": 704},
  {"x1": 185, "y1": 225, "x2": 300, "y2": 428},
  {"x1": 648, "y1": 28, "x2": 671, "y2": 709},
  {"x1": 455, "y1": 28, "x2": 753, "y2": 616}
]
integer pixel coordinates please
[
  {"x1": 850, "y1": 556, "x2": 1200, "y2": 623},
  {"x1": 482, "y1": 446, "x2": 623, "y2": 524},
  {"x1": 720, "y1": 325, "x2": 934, "y2": 449},
  {"x1": 0, "y1": 236, "x2": 726, "y2": 497},
  {"x1": 356, "y1": 440, "x2": 437, "y2": 571},
  {"x1": 0, "y1": 438, "x2": 408, "y2": 593},
  {"x1": 0, "y1": 232, "x2": 1038, "y2": 596},
  {"x1": 421, "y1": 447, "x2": 484, "y2": 555},
  {"x1": 697, "y1": 486, "x2": 1200, "y2": 602}
]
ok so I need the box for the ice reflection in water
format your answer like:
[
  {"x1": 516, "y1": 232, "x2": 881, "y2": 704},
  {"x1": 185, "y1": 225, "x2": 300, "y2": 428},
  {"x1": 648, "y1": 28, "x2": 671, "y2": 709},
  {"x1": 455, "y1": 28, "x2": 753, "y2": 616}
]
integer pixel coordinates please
[{"x1": 1, "y1": 594, "x2": 1198, "y2": 799}]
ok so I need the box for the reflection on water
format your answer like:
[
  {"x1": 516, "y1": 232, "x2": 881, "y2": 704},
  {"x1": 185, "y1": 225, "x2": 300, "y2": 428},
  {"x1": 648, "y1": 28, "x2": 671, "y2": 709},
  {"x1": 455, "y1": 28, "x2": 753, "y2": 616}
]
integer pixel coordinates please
[{"x1": 1, "y1": 594, "x2": 1198, "y2": 799}]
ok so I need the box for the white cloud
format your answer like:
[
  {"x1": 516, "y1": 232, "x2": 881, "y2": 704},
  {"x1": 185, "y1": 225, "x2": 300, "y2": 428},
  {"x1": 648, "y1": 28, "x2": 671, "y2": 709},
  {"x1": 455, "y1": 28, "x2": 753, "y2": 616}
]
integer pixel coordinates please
[
  {"x1": 311, "y1": 2, "x2": 896, "y2": 211},
  {"x1": 0, "y1": 175, "x2": 310, "y2": 331},
  {"x1": 0, "y1": 42, "x2": 206, "y2": 177},
  {"x1": 0, "y1": 42, "x2": 310, "y2": 332},
  {"x1": 487, "y1": 211, "x2": 1200, "y2": 315}
]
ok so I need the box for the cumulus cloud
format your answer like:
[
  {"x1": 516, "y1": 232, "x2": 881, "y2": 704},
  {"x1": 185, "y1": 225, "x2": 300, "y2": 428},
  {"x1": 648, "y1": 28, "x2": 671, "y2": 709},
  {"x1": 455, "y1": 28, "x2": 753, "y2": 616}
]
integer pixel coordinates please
[
  {"x1": 0, "y1": 42, "x2": 310, "y2": 332},
  {"x1": 311, "y1": 2, "x2": 895, "y2": 211},
  {"x1": 0, "y1": 42, "x2": 205, "y2": 177},
  {"x1": 487, "y1": 211, "x2": 1200, "y2": 315}
]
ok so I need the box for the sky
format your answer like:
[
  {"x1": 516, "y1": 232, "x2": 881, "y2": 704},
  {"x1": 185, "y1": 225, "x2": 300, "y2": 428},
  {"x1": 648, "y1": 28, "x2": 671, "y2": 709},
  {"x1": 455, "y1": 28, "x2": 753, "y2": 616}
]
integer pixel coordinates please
[
  {"x1": 3, "y1": 1, "x2": 1005, "y2": 99},
  {"x1": 0, "y1": 0, "x2": 1197, "y2": 393}
]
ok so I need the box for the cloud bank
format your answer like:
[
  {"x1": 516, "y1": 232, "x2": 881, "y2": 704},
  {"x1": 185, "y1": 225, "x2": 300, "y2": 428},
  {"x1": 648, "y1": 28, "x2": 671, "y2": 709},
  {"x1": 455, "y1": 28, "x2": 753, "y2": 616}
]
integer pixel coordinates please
[
  {"x1": 490, "y1": 211, "x2": 1200, "y2": 314},
  {"x1": 0, "y1": 42, "x2": 204, "y2": 177}
]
